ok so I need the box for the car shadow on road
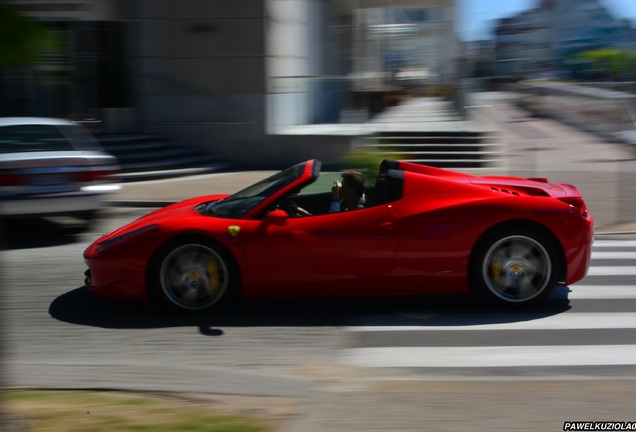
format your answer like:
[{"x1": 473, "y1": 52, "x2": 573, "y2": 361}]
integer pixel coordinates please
[
  {"x1": 1, "y1": 218, "x2": 86, "y2": 250},
  {"x1": 49, "y1": 285, "x2": 572, "y2": 335}
]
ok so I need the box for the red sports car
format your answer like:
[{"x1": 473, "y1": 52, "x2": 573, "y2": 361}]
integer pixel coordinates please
[{"x1": 84, "y1": 159, "x2": 593, "y2": 311}]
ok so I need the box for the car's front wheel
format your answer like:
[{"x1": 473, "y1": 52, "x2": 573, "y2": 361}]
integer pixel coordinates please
[
  {"x1": 149, "y1": 237, "x2": 237, "y2": 311},
  {"x1": 471, "y1": 228, "x2": 560, "y2": 307}
]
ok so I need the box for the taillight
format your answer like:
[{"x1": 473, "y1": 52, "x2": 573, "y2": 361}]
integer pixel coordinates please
[
  {"x1": 0, "y1": 173, "x2": 21, "y2": 187},
  {"x1": 559, "y1": 197, "x2": 588, "y2": 217},
  {"x1": 75, "y1": 170, "x2": 113, "y2": 182}
]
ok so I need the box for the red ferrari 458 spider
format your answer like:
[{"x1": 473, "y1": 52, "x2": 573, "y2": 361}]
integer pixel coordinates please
[{"x1": 84, "y1": 159, "x2": 593, "y2": 311}]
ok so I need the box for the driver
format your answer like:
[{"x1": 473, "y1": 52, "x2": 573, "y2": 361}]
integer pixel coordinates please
[{"x1": 330, "y1": 170, "x2": 366, "y2": 212}]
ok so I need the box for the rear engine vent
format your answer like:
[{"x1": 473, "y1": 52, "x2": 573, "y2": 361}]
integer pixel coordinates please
[{"x1": 490, "y1": 187, "x2": 520, "y2": 196}]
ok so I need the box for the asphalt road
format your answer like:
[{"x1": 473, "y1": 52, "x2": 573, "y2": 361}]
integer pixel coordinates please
[
  {"x1": 2, "y1": 210, "x2": 340, "y2": 383},
  {"x1": 2, "y1": 208, "x2": 636, "y2": 431}
]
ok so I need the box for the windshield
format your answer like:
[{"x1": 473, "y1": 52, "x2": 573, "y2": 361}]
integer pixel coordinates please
[
  {"x1": 202, "y1": 161, "x2": 311, "y2": 219},
  {"x1": 0, "y1": 124, "x2": 102, "y2": 153}
]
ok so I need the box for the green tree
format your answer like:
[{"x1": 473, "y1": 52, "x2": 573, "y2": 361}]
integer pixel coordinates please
[
  {"x1": 0, "y1": 1, "x2": 57, "y2": 115},
  {"x1": 572, "y1": 48, "x2": 636, "y2": 81},
  {"x1": 0, "y1": 1, "x2": 51, "y2": 67}
]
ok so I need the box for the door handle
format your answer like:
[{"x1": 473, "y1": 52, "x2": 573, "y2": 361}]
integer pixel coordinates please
[{"x1": 380, "y1": 221, "x2": 394, "y2": 230}]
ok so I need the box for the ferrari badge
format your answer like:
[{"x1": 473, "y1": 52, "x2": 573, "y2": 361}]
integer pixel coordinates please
[{"x1": 228, "y1": 225, "x2": 241, "y2": 237}]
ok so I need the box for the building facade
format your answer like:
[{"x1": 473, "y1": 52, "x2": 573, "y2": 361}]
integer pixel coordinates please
[
  {"x1": 1, "y1": 0, "x2": 126, "y2": 122},
  {"x1": 4, "y1": 0, "x2": 459, "y2": 166},
  {"x1": 494, "y1": 0, "x2": 636, "y2": 78}
]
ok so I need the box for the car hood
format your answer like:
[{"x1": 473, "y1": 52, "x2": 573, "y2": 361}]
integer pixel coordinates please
[
  {"x1": 94, "y1": 194, "x2": 230, "y2": 245},
  {"x1": 135, "y1": 193, "x2": 230, "y2": 225}
]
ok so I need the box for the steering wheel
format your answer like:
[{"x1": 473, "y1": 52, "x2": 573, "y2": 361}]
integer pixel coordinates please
[{"x1": 280, "y1": 196, "x2": 310, "y2": 217}]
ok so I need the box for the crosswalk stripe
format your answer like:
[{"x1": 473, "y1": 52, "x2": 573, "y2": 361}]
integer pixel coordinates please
[
  {"x1": 344, "y1": 312, "x2": 636, "y2": 332},
  {"x1": 567, "y1": 285, "x2": 636, "y2": 299},
  {"x1": 591, "y1": 251, "x2": 636, "y2": 259},
  {"x1": 587, "y1": 266, "x2": 636, "y2": 276},
  {"x1": 592, "y1": 240, "x2": 636, "y2": 248},
  {"x1": 341, "y1": 345, "x2": 636, "y2": 368},
  {"x1": 340, "y1": 240, "x2": 636, "y2": 375}
]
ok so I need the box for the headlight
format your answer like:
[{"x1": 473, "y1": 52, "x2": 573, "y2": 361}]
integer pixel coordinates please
[{"x1": 96, "y1": 224, "x2": 159, "y2": 252}]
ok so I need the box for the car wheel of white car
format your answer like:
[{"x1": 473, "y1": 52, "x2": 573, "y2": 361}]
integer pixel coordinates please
[
  {"x1": 150, "y1": 237, "x2": 237, "y2": 311},
  {"x1": 471, "y1": 228, "x2": 560, "y2": 307}
]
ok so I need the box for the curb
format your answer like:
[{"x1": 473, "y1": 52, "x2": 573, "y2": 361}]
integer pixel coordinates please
[
  {"x1": 115, "y1": 164, "x2": 238, "y2": 183},
  {"x1": 107, "y1": 200, "x2": 177, "y2": 208},
  {"x1": 4, "y1": 361, "x2": 312, "y2": 399}
]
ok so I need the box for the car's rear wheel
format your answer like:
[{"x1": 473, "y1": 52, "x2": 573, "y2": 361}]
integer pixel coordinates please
[
  {"x1": 149, "y1": 237, "x2": 237, "y2": 311},
  {"x1": 471, "y1": 229, "x2": 559, "y2": 307}
]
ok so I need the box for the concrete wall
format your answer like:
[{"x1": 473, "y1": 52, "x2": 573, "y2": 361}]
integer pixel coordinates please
[
  {"x1": 126, "y1": 0, "x2": 268, "y2": 163},
  {"x1": 125, "y1": 0, "x2": 354, "y2": 167},
  {"x1": 124, "y1": 0, "x2": 460, "y2": 167},
  {"x1": 266, "y1": 0, "x2": 311, "y2": 131}
]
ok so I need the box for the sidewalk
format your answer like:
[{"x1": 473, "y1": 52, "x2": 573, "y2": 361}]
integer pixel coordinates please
[
  {"x1": 466, "y1": 92, "x2": 636, "y2": 232},
  {"x1": 110, "y1": 170, "x2": 277, "y2": 205}
]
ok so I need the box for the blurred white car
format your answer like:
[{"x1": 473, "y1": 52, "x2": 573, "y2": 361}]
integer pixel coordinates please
[{"x1": 0, "y1": 117, "x2": 120, "y2": 224}]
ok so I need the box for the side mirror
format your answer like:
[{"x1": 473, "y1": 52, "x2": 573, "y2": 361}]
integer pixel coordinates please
[{"x1": 264, "y1": 209, "x2": 289, "y2": 223}]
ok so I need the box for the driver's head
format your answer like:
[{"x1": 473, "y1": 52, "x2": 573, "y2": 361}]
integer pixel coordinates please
[
  {"x1": 341, "y1": 170, "x2": 366, "y2": 198},
  {"x1": 341, "y1": 170, "x2": 366, "y2": 199}
]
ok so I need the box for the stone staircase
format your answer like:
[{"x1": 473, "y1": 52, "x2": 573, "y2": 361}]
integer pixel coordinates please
[
  {"x1": 355, "y1": 97, "x2": 501, "y2": 169},
  {"x1": 95, "y1": 134, "x2": 232, "y2": 181},
  {"x1": 354, "y1": 130, "x2": 500, "y2": 168}
]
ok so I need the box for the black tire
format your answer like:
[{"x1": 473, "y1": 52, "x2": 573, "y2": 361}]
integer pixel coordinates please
[
  {"x1": 76, "y1": 210, "x2": 98, "y2": 223},
  {"x1": 470, "y1": 227, "x2": 560, "y2": 307},
  {"x1": 74, "y1": 210, "x2": 99, "y2": 231},
  {"x1": 148, "y1": 236, "x2": 238, "y2": 311}
]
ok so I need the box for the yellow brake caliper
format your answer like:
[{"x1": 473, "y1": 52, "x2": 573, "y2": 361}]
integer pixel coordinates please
[
  {"x1": 207, "y1": 258, "x2": 221, "y2": 292},
  {"x1": 491, "y1": 259, "x2": 502, "y2": 280}
]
